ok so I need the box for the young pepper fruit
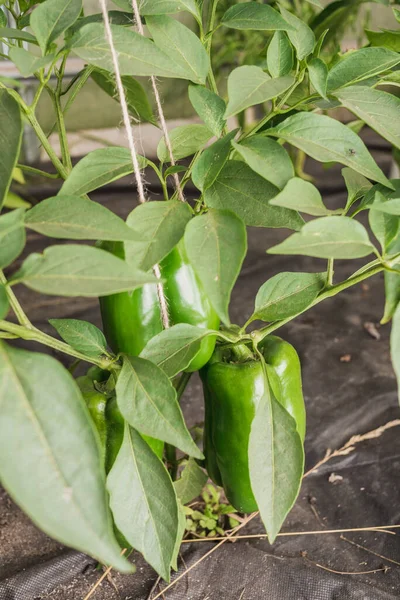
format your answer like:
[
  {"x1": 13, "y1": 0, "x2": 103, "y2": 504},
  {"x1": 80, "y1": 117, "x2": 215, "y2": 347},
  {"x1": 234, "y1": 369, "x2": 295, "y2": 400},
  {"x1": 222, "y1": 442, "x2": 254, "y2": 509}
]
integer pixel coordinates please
[
  {"x1": 98, "y1": 239, "x2": 220, "y2": 371},
  {"x1": 201, "y1": 336, "x2": 305, "y2": 513}
]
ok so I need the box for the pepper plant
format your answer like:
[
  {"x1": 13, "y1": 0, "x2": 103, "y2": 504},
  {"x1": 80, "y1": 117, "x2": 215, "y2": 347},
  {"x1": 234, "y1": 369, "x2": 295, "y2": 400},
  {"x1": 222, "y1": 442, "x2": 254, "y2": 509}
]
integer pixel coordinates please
[{"x1": 0, "y1": 0, "x2": 400, "y2": 583}]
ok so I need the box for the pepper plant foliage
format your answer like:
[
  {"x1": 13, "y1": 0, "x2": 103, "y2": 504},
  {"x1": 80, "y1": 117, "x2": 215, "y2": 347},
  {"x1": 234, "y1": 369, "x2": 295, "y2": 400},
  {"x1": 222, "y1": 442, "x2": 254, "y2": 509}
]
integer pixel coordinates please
[{"x1": 0, "y1": 0, "x2": 400, "y2": 581}]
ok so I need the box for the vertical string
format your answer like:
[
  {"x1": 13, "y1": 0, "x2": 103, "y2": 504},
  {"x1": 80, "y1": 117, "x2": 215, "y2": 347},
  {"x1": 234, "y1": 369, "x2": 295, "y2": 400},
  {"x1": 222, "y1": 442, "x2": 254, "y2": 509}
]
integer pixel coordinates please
[
  {"x1": 129, "y1": 0, "x2": 186, "y2": 203},
  {"x1": 99, "y1": 0, "x2": 170, "y2": 328}
]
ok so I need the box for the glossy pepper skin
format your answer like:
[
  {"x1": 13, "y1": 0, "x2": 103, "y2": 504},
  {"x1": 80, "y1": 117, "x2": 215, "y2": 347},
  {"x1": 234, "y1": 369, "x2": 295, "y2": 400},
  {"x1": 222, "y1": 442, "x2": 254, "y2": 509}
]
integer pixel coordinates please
[
  {"x1": 201, "y1": 337, "x2": 305, "y2": 513},
  {"x1": 99, "y1": 240, "x2": 219, "y2": 371},
  {"x1": 82, "y1": 389, "x2": 108, "y2": 462}
]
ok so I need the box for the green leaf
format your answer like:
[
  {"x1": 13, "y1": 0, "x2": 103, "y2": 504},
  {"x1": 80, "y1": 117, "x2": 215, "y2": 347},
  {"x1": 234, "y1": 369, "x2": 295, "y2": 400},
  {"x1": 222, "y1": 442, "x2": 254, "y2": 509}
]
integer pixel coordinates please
[
  {"x1": 366, "y1": 29, "x2": 400, "y2": 53},
  {"x1": 280, "y1": 6, "x2": 315, "y2": 60},
  {"x1": 221, "y1": 3, "x2": 295, "y2": 31},
  {"x1": 232, "y1": 137, "x2": 294, "y2": 190},
  {"x1": 391, "y1": 304, "x2": 400, "y2": 402},
  {"x1": 307, "y1": 57, "x2": 328, "y2": 99},
  {"x1": 192, "y1": 130, "x2": 238, "y2": 192},
  {"x1": 25, "y1": 195, "x2": 142, "y2": 241},
  {"x1": 0, "y1": 90, "x2": 23, "y2": 210},
  {"x1": 0, "y1": 27, "x2": 38, "y2": 44},
  {"x1": 49, "y1": 318, "x2": 108, "y2": 358},
  {"x1": 382, "y1": 236, "x2": 400, "y2": 324},
  {"x1": 342, "y1": 167, "x2": 372, "y2": 211},
  {"x1": 125, "y1": 200, "x2": 192, "y2": 271},
  {"x1": 0, "y1": 208, "x2": 26, "y2": 269},
  {"x1": 0, "y1": 283, "x2": 9, "y2": 319},
  {"x1": 31, "y1": 0, "x2": 82, "y2": 52},
  {"x1": 327, "y1": 47, "x2": 400, "y2": 92},
  {"x1": 336, "y1": 86, "x2": 400, "y2": 150},
  {"x1": 91, "y1": 69, "x2": 156, "y2": 125},
  {"x1": 146, "y1": 15, "x2": 208, "y2": 85},
  {"x1": 14, "y1": 244, "x2": 156, "y2": 297},
  {"x1": 269, "y1": 178, "x2": 330, "y2": 216},
  {"x1": 184, "y1": 210, "x2": 247, "y2": 326},
  {"x1": 369, "y1": 198, "x2": 400, "y2": 216},
  {"x1": 248, "y1": 375, "x2": 304, "y2": 543},
  {"x1": 157, "y1": 124, "x2": 213, "y2": 163},
  {"x1": 268, "y1": 216, "x2": 375, "y2": 259},
  {"x1": 9, "y1": 47, "x2": 54, "y2": 77},
  {"x1": 0, "y1": 342, "x2": 133, "y2": 573},
  {"x1": 253, "y1": 271, "x2": 325, "y2": 322},
  {"x1": 305, "y1": 0, "x2": 323, "y2": 6},
  {"x1": 69, "y1": 23, "x2": 194, "y2": 80},
  {"x1": 225, "y1": 66, "x2": 294, "y2": 118},
  {"x1": 0, "y1": 8, "x2": 6, "y2": 27},
  {"x1": 69, "y1": 11, "x2": 134, "y2": 34},
  {"x1": 174, "y1": 458, "x2": 207, "y2": 505},
  {"x1": 60, "y1": 147, "x2": 147, "y2": 196},
  {"x1": 171, "y1": 501, "x2": 186, "y2": 572},
  {"x1": 107, "y1": 424, "x2": 178, "y2": 580},
  {"x1": 267, "y1": 31, "x2": 293, "y2": 78},
  {"x1": 140, "y1": 0, "x2": 199, "y2": 17},
  {"x1": 116, "y1": 355, "x2": 202, "y2": 459},
  {"x1": 140, "y1": 323, "x2": 212, "y2": 377},
  {"x1": 204, "y1": 161, "x2": 303, "y2": 230},
  {"x1": 267, "y1": 112, "x2": 392, "y2": 188},
  {"x1": 188, "y1": 85, "x2": 226, "y2": 138},
  {"x1": 368, "y1": 191, "x2": 399, "y2": 252}
]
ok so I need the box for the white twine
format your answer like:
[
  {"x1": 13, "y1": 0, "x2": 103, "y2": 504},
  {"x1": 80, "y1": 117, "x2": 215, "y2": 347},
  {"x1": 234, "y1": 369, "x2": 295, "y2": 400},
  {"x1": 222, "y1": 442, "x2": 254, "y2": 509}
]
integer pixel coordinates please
[
  {"x1": 99, "y1": 0, "x2": 170, "y2": 328},
  {"x1": 129, "y1": 0, "x2": 186, "y2": 203}
]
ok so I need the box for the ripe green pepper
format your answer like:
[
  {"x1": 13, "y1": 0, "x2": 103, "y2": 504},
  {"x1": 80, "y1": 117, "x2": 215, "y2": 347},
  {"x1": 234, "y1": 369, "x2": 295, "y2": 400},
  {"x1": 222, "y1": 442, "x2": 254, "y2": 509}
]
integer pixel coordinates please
[
  {"x1": 99, "y1": 239, "x2": 219, "y2": 371},
  {"x1": 201, "y1": 337, "x2": 305, "y2": 513},
  {"x1": 81, "y1": 387, "x2": 108, "y2": 463}
]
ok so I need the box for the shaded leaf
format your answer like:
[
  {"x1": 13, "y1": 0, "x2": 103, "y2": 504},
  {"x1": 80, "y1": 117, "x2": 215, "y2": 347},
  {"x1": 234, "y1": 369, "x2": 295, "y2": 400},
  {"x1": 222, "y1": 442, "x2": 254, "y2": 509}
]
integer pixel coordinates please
[
  {"x1": 232, "y1": 137, "x2": 294, "y2": 190},
  {"x1": 9, "y1": 47, "x2": 54, "y2": 77},
  {"x1": 157, "y1": 124, "x2": 213, "y2": 163},
  {"x1": 342, "y1": 167, "x2": 372, "y2": 211},
  {"x1": 192, "y1": 130, "x2": 238, "y2": 192},
  {"x1": 382, "y1": 236, "x2": 400, "y2": 324},
  {"x1": 280, "y1": 6, "x2": 315, "y2": 60},
  {"x1": 368, "y1": 191, "x2": 399, "y2": 252},
  {"x1": 31, "y1": 0, "x2": 82, "y2": 52},
  {"x1": 0, "y1": 208, "x2": 26, "y2": 269},
  {"x1": 221, "y1": 3, "x2": 295, "y2": 31},
  {"x1": 174, "y1": 458, "x2": 207, "y2": 505},
  {"x1": 267, "y1": 31, "x2": 293, "y2": 78},
  {"x1": 327, "y1": 47, "x2": 400, "y2": 91},
  {"x1": 188, "y1": 85, "x2": 226, "y2": 138},
  {"x1": 307, "y1": 57, "x2": 328, "y2": 99},
  {"x1": 140, "y1": 0, "x2": 199, "y2": 17},
  {"x1": 0, "y1": 283, "x2": 9, "y2": 319},
  {"x1": 0, "y1": 90, "x2": 23, "y2": 210}
]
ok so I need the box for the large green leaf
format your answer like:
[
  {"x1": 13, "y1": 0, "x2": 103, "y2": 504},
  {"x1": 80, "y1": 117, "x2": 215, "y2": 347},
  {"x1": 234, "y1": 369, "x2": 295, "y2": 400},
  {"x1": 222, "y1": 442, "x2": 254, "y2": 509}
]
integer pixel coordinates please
[
  {"x1": 31, "y1": 0, "x2": 82, "y2": 52},
  {"x1": 267, "y1": 31, "x2": 293, "y2": 78},
  {"x1": 0, "y1": 90, "x2": 23, "y2": 210},
  {"x1": 25, "y1": 195, "x2": 141, "y2": 241},
  {"x1": 366, "y1": 29, "x2": 400, "y2": 53},
  {"x1": 336, "y1": 86, "x2": 400, "y2": 150},
  {"x1": 107, "y1": 424, "x2": 178, "y2": 580},
  {"x1": 140, "y1": 0, "x2": 199, "y2": 17},
  {"x1": 268, "y1": 216, "x2": 375, "y2": 259},
  {"x1": 188, "y1": 85, "x2": 226, "y2": 138},
  {"x1": 248, "y1": 371, "x2": 304, "y2": 543},
  {"x1": 184, "y1": 210, "x2": 247, "y2": 326},
  {"x1": 267, "y1": 112, "x2": 392, "y2": 188},
  {"x1": 14, "y1": 245, "x2": 156, "y2": 296},
  {"x1": 269, "y1": 178, "x2": 330, "y2": 216},
  {"x1": 91, "y1": 69, "x2": 156, "y2": 125},
  {"x1": 327, "y1": 47, "x2": 400, "y2": 91},
  {"x1": 146, "y1": 15, "x2": 208, "y2": 85},
  {"x1": 280, "y1": 6, "x2": 315, "y2": 60},
  {"x1": 140, "y1": 323, "x2": 213, "y2": 377},
  {"x1": 204, "y1": 161, "x2": 303, "y2": 230},
  {"x1": 116, "y1": 355, "x2": 202, "y2": 458},
  {"x1": 49, "y1": 318, "x2": 108, "y2": 358},
  {"x1": 225, "y1": 66, "x2": 294, "y2": 118},
  {"x1": 192, "y1": 130, "x2": 238, "y2": 192},
  {"x1": 0, "y1": 208, "x2": 26, "y2": 269},
  {"x1": 0, "y1": 342, "x2": 132, "y2": 573},
  {"x1": 252, "y1": 271, "x2": 325, "y2": 322},
  {"x1": 221, "y1": 3, "x2": 295, "y2": 31},
  {"x1": 69, "y1": 23, "x2": 194, "y2": 80},
  {"x1": 391, "y1": 304, "x2": 400, "y2": 402},
  {"x1": 9, "y1": 47, "x2": 54, "y2": 77},
  {"x1": 157, "y1": 124, "x2": 213, "y2": 163},
  {"x1": 125, "y1": 200, "x2": 192, "y2": 271},
  {"x1": 232, "y1": 137, "x2": 294, "y2": 190},
  {"x1": 60, "y1": 147, "x2": 147, "y2": 196}
]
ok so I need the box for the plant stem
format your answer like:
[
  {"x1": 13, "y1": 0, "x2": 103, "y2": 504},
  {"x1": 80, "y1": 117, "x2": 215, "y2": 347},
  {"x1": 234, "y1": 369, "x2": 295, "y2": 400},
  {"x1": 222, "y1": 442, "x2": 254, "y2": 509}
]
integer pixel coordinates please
[
  {"x1": 16, "y1": 164, "x2": 60, "y2": 179},
  {"x1": 257, "y1": 262, "x2": 385, "y2": 342},
  {"x1": 25, "y1": 109, "x2": 68, "y2": 178},
  {"x1": 326, "y1": 258, "x2": 334, "y2": 287},
  {"x1": 0, "y1": 271, "x2": 32, "y2": 327},
  {"x1": 0, "y1": 319, "x2": 114, "y2": 368}
]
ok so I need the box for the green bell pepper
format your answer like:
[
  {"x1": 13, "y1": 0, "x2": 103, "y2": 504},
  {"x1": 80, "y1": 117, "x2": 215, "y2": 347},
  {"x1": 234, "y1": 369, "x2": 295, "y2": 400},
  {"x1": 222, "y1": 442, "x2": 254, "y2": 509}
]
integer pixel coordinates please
[{"x1": 99, "y1": 239, "x2": 219, "y2": 371}]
